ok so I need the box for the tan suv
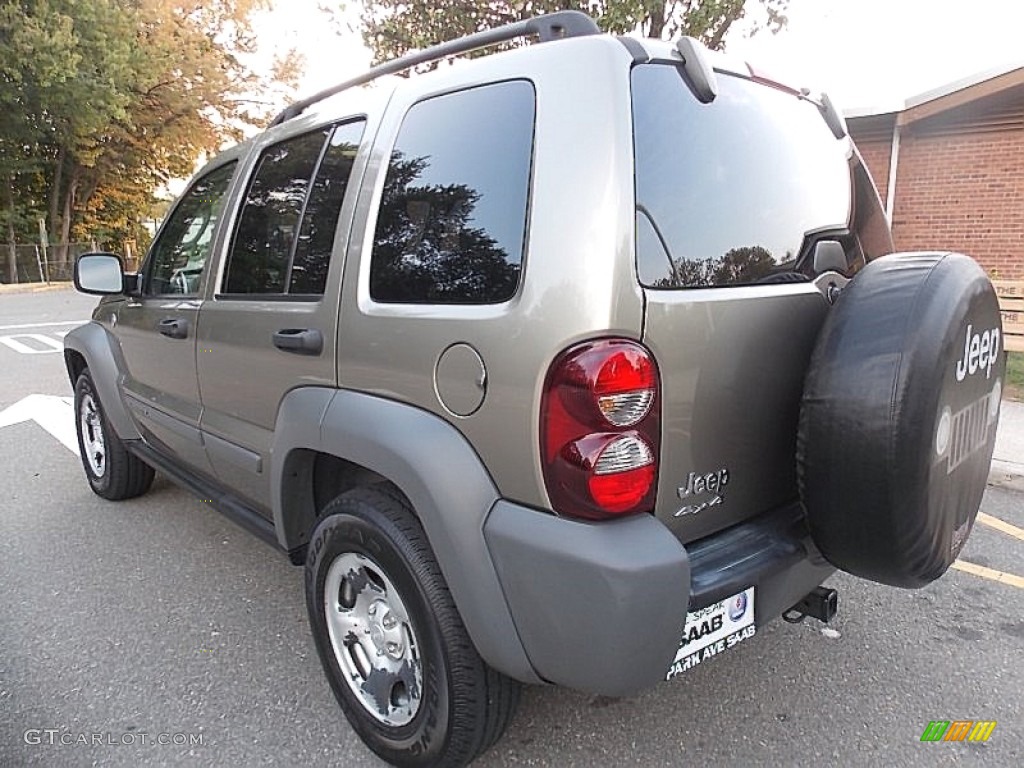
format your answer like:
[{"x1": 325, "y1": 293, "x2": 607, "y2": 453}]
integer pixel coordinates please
[{"x1": 66, "y1": 11, "x2": 1005, "y2": 767}]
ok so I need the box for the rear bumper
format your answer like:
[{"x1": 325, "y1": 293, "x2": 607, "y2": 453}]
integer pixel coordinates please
[{"x1": 483, "y1": 501, "x2": 833, "y2": 697}]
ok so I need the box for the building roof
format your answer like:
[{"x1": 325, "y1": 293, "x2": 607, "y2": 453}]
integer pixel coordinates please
[{"x1": 844, "y1": 59, "x2": 1024, "y2": 121}]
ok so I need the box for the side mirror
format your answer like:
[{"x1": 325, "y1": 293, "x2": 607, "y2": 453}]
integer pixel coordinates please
[{"x1": 74, "y1": 253, "x2": 125, "y2": 295}]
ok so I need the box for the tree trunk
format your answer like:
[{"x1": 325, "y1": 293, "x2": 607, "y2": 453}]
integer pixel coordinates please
[
  {"x1": 706, "y1": 20, "x2": 730, "y2": 50},
  {"x1": 643, "y1": 0, "x2": 667, "y2": 38},
  {"x1": 6, "y1": 178, "x2": 17, "y2": 284},
  {"x1": 56, "y1": 171, "x2": 78, "y2": 268},
  {"x1": 48, "y1": 145, "x2": 64, "y2": 250}
]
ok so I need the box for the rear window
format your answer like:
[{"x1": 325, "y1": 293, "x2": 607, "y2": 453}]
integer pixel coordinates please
[{"x1": 632, "y1": 65, "x2": 853, "y2": 288}]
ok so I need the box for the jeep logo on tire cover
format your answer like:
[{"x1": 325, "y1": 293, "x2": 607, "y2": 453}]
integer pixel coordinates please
[{"x1": 955, "y1": 324, "x2": 1000, "y2": 381}]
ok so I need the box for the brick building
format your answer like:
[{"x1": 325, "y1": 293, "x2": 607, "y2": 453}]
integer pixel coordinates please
[{"x1": 847, "y1": 64, "x2": 1024, "y2": 279}]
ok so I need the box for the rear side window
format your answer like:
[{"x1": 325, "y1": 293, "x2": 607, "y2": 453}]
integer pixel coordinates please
[
  {"x1": 290, "y1": 122, "x2": 365, "y2": 295},
  {"x1": 223, "y1": 121, "x2": 364, "y2": 296},
  {"x1": 632, "y1": 65, "x2": 852, "y2": 288},
  {"x1": 369, "y1": 80, "x2": 534, "y2": 304}
]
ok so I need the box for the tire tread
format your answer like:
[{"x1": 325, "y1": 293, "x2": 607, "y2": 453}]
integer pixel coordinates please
[
  {"x1": 309, "y1": 487, "x2": 519, "y2": 767},
  {"x1": 74, "y1": 371, "x2": 154, "y2": 501}
]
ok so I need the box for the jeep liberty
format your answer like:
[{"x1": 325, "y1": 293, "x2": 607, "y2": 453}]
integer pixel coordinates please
[{"x1": 66, "y1": 11, "x2": 1005, "y2": 767}]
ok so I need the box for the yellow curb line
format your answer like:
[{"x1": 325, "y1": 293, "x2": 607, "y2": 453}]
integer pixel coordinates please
[
  {"x1": 977, "y1": 512, "x2": 1024, "y2": 542},
  {"x1": 951, "y1": 560, "x2": 1024, "y2": 589}
]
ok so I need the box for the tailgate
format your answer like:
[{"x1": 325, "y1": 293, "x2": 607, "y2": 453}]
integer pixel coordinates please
[
  {"x1": 644, "y1": 287, "x2": 827, "y2": 541},
  {"x1": 631, "y1": 62, "x2": 858, "y2": 543}
]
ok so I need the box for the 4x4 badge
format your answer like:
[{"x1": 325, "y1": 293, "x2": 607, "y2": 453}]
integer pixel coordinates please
[
  {"x1": 675, "y1": 468, "x2": 730, "y2": 517},
  {"x1": 675, "y1": 494, "x2": 723, "y2": 518}
]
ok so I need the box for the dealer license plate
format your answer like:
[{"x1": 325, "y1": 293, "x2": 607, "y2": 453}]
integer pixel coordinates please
[{"x1": 666, "y1": 587, "x2": 756, "y2": 681}]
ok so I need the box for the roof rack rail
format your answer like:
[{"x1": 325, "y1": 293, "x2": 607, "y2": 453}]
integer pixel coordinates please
[{"x1": 269, "y1": 10, "x2": 601, "y2": 127}]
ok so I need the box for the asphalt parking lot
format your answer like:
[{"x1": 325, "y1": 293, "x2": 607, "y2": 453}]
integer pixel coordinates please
[{"x1": 1, "y1": 287, "x2": 1022, "y2": 767}]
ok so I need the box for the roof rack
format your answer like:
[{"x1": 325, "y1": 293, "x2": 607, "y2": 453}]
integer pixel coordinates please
[{"x1": 269, "y1": 10, "x2": 601, "y2": 127}]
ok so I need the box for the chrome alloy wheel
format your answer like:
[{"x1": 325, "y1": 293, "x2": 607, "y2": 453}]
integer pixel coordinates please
[
  {"x1": 323, "y1": 552, "x2": 423, "y2": 726},
  {"x1": 79, "y1": 393, "x2": 106, "y2": 477}
]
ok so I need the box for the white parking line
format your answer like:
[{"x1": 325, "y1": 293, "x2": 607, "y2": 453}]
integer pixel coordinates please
[
  {"x1": 0, "y1": 334, "x2": 65, "y2": 354},
  {"x1": 0, "y1": 320, "x2": 88, "y2": 331}
]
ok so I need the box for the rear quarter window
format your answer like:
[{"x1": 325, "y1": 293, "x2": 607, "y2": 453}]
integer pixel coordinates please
[{"x1": 369, "y1": 80, "x2": 535, "y2": 304}]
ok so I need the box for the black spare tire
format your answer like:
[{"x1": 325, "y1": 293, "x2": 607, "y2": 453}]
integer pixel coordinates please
[{"x1": 798, "y1": 252, "x2": 1005, "y2": 588}]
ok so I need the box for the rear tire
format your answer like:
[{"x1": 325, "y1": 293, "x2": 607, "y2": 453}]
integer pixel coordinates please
[
  {"x1": 305, "y1": 487, "x2": 519, "y2": 767},
  {"x1": 74, "y1": 370, "x2": 154, "y2": 500}
]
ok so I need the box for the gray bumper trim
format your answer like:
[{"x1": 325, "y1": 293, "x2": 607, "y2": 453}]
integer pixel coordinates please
[
  {"x1": 485, "y1": 501, "x2": 837, "y2": 697},
  {"x1": 484, "y1": 502, "x2": 691, "y2": 697}
]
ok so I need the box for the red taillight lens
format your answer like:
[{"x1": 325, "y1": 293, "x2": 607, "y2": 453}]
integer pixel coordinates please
[
  {"x1": 590, "y1": 465, "x2": 656, "y2": 512},
  {"x1": 541, "y1": 339, "x2": 660, "y2": 521}
]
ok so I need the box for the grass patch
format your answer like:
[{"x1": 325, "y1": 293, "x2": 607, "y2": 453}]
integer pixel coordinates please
[{"x1": 1007, "y1": 352, "x2": 1024, "y2": 401}]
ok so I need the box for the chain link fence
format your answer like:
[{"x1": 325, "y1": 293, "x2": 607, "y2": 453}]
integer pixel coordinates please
[{"x1": 2, "y1": 243, "x2": 98, "y2": 284}]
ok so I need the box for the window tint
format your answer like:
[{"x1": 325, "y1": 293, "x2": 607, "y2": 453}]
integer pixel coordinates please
[
  {"x1": 289, "y1": 121, "x2": 365, "y2": 295},
  {"x1": 369, "y1": 81, "x2": 534, "y2": 304},
  {"x1": 223, "y1": 128, "x2": 329, "y2": 294},
  {"x1": 632, "y1": 65, "x2": 852, "y2": 288},
  {"x1": 146, "y1": 162, "x2": 236, "y2": 296}
]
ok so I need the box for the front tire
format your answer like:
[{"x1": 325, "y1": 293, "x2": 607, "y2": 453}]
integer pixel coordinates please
[
  {"x1": 74, "y1": 370, "x2": 154, "y2": 500},
  {"x1": 305, "y1": 487, "x2": 519, "y2": 767}
]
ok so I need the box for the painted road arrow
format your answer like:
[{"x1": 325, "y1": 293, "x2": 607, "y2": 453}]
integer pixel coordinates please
[{"x1": 0, "y1": 395, "x2": 78, "y2": 455}]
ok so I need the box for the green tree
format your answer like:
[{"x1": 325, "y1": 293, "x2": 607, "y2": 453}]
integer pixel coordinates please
[
  {"x1": 0, "y1": 0, "x2": 88, "y2": 279},
  {"x1": 356, "y1": 1, "x2": 789, "y2": 64},
  {"x1": 0, "y1": 0, "x2": 296, "y2": 280}
]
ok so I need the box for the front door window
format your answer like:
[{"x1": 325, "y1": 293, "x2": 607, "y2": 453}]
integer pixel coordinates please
[{"x1": 146, "y1": 162, "x2": 237, "y2": 296}]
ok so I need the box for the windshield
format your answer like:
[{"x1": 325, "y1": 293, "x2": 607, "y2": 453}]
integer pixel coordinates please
[{"x1": 632, "y1": 64, "x2": 853, "y2": 288}]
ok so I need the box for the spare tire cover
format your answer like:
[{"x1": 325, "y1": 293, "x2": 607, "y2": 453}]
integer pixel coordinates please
[{"x1": 798, "y1": 252, "x2": 1004, "y2": 588}]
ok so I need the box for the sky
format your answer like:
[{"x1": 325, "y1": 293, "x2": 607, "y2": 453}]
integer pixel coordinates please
[
  {"x1": 730, "y1": 0, "x2": 1024, "y2": 111},
  {"x1": 250, "y1": 0, "x2": 1024, "y2": 117}
]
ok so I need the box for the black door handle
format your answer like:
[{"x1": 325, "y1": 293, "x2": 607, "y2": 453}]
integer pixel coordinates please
[
  {"x1": 272, "y1": 328, "x2": 323, "y2": 355},
  {"x1": 158, "y1": 317, "x2": 189, "y2": 339}
]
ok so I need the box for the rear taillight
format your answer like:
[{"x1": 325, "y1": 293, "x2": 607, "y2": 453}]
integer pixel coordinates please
[{"x1": 541, "y1": 339, "x2": 660, "y2": 520}]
